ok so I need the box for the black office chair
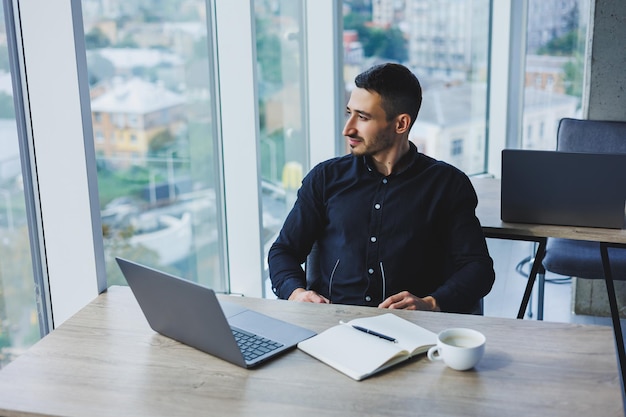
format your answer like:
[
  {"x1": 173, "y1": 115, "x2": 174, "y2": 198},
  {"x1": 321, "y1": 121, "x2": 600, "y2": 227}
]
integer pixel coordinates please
[
  {"x1": 306, "y1": 242, "x2": 484, "y2": 315},
  {"x1": 538, "y1": 118, "x2": 626, "y2": 317},
  {"x1": 305, "y1": 241, "x2": 323, "y2": 293}
]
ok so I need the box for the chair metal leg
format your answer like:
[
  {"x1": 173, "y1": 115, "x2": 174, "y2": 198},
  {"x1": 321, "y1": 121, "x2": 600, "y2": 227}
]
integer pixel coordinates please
[
  {"x1": 599, "y1": 243, "x2": 626, "y2": 412},
  {"x1": 537, "y1": 268, "x2": 545, "y2": 321},
  {"x1": 517, "y1": 238, "x2": 547, "y2": 319}
]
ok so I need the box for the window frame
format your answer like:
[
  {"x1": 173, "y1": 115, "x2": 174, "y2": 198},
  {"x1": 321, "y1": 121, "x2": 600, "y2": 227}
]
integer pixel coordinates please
[{"x1": 7, "y1": 0, "x2": 106, "y2": 328}]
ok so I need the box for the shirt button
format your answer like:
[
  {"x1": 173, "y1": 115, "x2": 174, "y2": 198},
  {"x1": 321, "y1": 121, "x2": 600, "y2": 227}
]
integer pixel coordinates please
[
  {"x1": 370, "y1": 236, "x2": 377, "y2": 242},
  {"x1": 368, "y1": 268, "x2": 374, "y2": 274},
  {"x1": 365, "y1": 295, "x2": 372, "y2": 302},
  {"x1": 382, "y1": 178, "x2": 388, "y2": 184},
  {"x1": 374, "y1": 203, "x2": 381, "y2": 210}
]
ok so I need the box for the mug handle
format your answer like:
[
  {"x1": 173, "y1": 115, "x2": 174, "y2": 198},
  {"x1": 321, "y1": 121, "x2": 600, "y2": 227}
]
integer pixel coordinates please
[{"x1": 427, "y1": 345, "x2": 442, "y2": 362}]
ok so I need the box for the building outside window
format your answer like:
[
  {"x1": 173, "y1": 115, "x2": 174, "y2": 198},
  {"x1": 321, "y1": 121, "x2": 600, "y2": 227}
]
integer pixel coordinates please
[
  {"x1": 522, "y1": 0, "x2": 589, "y2": 150},
  {"x1": 82, "y1": 0, "x2": 228, "y2": 291},
  {"x1": 342, "y1": 0, "x2": 590, "y2": 166},
  {"x1": 343, "y1": 0, "x2": 491, "y2": 174},
  {"x1": 451, "y1": 138, "x2": 464, "y2": 157}
]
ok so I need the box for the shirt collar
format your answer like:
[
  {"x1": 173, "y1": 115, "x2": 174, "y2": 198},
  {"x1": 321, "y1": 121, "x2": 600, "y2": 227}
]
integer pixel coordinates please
[{"x1": 363, "y1": 141, "x2": 420, "y2": 176}]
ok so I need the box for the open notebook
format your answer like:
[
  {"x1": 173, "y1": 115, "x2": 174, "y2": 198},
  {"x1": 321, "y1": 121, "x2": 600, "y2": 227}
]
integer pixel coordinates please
[{"x1": 297, "y1": 313, "x2": 437, "y2": 381}]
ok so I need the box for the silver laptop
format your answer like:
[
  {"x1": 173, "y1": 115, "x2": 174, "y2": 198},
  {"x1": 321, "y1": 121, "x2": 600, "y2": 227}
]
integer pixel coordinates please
[
  {"x1": 116, "y1": 257, "x2": 316, "y2": 368},
  {"x1": 501, "y1": 149, "x2": 626, "y2": 229}
]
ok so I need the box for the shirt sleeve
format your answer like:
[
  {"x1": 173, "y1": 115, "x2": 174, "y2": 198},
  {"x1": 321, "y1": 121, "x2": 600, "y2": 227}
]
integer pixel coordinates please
[
  {"x1": 268, "y1": 165, "x2": 326, "y2": 300},
  {"x1": 429, "y1": 174, "x2": 495, "y2": 313}
]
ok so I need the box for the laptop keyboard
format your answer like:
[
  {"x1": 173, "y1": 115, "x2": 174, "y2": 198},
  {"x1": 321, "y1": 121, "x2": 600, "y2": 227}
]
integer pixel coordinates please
[{"x1": 231, "y1": 328, "x2": 284, "y2": 362}]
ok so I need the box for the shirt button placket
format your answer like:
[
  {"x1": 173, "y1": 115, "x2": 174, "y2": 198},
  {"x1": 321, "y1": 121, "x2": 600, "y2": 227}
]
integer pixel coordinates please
[{"x1": 365, "y1": 177, "x2": 387, "y2": 306}]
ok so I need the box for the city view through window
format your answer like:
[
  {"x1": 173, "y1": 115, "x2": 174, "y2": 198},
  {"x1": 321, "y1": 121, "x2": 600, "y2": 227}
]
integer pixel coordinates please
[
  {"x1": 0, "y1": 0, "x2": 590, "y2": 368},
  {"x1": 83, "y1": 0, "x2": 227, "y2": 291},
  {"x1": 343, "y1": 0, "x2": 588, "y2": 172},
  {"x1": 83, "y1": 0, "x2": 310, "y2": 297},
  {"x1": 255, "y1": 0, "x2": 308, "y2": 279}
]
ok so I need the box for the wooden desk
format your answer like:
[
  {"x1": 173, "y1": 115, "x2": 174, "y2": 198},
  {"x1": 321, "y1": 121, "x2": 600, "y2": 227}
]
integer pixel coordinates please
[
  {"x1": 0, "y1": 286, "x2": 621, "y2": 417},
  {"x1": 472, "y1": 176, "x2": 626, "y2": 410}
]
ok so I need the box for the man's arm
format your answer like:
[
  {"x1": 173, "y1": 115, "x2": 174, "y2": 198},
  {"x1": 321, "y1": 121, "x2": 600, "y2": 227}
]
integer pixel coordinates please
[
  {"x1": 429, "y1": 175, "x2": 495, "y2": 313},
  {"x1": 268, "y1": 167, "x2": 326, "y2": 300}
]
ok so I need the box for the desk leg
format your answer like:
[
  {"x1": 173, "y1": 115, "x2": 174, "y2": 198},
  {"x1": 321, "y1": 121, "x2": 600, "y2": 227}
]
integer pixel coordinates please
[
  {"x1": 517, "y1": 239, "x2": 547, "y2": 319},
  {"x1": 600, "y1": 243, "x2": 626, "y2": 412}
]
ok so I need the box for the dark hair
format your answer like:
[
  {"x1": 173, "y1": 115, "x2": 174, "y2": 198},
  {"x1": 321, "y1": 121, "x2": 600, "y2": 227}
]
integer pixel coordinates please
[{"x1": 354, "y1": 63, "x2": 422, "y2": 129}]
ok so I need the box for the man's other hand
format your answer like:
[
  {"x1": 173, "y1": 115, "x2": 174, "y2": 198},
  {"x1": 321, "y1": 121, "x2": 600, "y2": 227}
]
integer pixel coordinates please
[
  {"x1": 288, "y1": 288, "x2": 330, "y2": 303},
  {"x1": 378, "y1": 291, "x2": 440, "y2": 311}
]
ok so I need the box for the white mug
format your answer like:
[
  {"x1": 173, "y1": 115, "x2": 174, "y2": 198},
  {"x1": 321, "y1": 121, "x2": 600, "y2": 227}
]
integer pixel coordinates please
[{"x1": 427, "y1": 328, "x2": 486, "y2": 371}]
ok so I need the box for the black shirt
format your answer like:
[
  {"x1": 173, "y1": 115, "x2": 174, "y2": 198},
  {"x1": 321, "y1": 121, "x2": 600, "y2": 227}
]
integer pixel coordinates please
[{"x1": 268, "y1": 142, "x2": 494, "y2": 313}]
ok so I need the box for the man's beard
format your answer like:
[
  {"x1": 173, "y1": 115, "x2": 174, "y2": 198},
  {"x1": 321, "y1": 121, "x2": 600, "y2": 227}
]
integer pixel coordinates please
[{"x1": 348, "y1": 126, "x2": 396, "y2": 157}]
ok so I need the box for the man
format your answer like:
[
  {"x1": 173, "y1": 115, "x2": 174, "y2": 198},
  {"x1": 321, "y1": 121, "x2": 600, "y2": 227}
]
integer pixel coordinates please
[{"x1": 268, "y1": 63, "x2": 494, "y2": 313}]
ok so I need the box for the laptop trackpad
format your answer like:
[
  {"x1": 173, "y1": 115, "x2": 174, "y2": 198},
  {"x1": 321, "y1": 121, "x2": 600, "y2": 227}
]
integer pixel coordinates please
[
  {"x1": 228, "y1": 310, "x2": 295, "y2": 343},
  {"x1": 219, "y1": 300, "x2": 248, "y2": 318}
]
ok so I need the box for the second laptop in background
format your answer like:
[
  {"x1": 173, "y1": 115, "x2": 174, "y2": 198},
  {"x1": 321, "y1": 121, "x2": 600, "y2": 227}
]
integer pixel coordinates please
[{"x1": 501, "y1": 149, "x2": 626, "y2": 229}]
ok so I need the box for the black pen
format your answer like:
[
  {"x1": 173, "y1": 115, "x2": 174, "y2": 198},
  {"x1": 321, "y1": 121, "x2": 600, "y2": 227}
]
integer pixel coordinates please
[{"x1": 340, "y1": 321, "x2": 397, "y2": 343}]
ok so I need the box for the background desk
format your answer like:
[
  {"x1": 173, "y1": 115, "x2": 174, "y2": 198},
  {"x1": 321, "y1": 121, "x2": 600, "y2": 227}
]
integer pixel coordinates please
[
  {"x1": 0, "y1": 286, "x2": 621, "y2": 417},
  {"x1": 472, "y1": 177, "x2": 626, "y2": 245},
  {"x1": 472, "y1": 177, "x2": 626, "y2": 319},
  {"x1": 472, "y1": 176, "x2": 626, "y2": 409}
]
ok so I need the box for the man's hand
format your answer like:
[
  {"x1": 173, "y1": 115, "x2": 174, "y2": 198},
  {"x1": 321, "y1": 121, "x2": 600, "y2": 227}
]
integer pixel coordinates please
[
  {"x1": 288, "y1": 288, "x2": 330, "y2": 303},
  {"x1": 378, "y1": 291, "x2": 440, "y2": 311}
]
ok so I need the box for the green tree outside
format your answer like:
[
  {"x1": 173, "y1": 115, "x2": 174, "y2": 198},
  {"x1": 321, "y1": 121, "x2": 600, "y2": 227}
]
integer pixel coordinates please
[
  {"x1": 344, "y1": 12, "x2": 408, "y2": 62},
  {"x1": 537, "y1": 28, "x2": 586, "y2": 98}
]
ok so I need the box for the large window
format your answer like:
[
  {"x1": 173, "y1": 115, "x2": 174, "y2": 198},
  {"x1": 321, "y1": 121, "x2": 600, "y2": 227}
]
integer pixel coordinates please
[
  {"x1": 254, "y1": 0, "x2": 308, "y2": 293},
  {"x1": 342, "y1": 0, "x2": 590, "y2": 169},
  {"x1": 521, "y1": 0, "x2": 589, "y2": 150},
  {"x1": 82, "y1": 0, "x2": 227, "y2": 290},
  {"x1": 0, "y1": 3, "x2": 41, "y2": 368},
  {"x1": 0, "y1": 0, "x2": 600, "y2": 369},
  {"x1": 343, "y1": 0, "x2": 491, "y2": 174}
]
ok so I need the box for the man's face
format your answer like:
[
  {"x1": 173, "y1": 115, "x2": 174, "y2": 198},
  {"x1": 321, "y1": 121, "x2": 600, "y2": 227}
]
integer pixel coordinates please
[{"x1": 343, "y1": 88, "x2": 397, "y2": 157}]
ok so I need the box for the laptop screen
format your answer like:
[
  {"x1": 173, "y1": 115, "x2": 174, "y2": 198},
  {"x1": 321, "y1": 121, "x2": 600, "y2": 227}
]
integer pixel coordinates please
[{"x1": 501, "y1": 149, "x2": 626, "y2": 229}]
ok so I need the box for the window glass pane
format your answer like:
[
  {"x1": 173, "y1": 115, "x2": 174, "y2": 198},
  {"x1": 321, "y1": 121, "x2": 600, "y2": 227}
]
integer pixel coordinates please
[
  {"x1": 0, "y1": 5, "x2": 40, "y2": 368},
  {"x1": 254, "y1": 0, "x2": 307, "y2": 294},
  {"x1": 343, "y1": 0, "x2": 491, "y2": 174},
  {"x1": 82, "y1": 1, "x2": 227, "y2": 290},
  {"x1": 522, "y1": 0, "x2": 590, "y2": 149}
]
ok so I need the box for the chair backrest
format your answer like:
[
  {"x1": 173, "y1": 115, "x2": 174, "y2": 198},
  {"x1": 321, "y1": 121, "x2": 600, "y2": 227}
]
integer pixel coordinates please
[
  {"x1": 305, "y1": 241, "x2": 321, "y2": 289},
  {"x1": 557, "y1": 117, "x2": 626, "y2": 153}
]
